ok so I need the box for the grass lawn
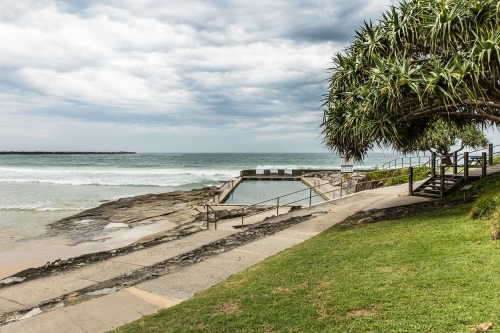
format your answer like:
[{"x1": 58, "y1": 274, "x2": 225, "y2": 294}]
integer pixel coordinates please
[{"x1": 111, "y1": 178, "x2": 500, "y2": 332}]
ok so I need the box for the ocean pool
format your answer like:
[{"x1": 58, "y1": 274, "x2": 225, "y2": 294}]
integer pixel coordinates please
[{"x1": 223, "y1": 180, "x2": 325, "y2": 206}]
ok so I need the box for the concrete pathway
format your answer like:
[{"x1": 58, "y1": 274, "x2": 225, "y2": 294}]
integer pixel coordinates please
[{"x1": 0, "y1": 183, "x2": 429, "y2": 333}]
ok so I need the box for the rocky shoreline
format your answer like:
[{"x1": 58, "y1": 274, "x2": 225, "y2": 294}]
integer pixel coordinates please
[{"x1": 45, "y1": 187, "x2": 270, "y2": 245}]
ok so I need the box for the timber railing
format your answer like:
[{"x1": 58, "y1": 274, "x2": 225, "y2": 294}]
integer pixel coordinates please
[
  {"x1": 205, "y1": 143, "x2": 500, "y2": 228},
  {"x1": 408, "y1": 143, "x2": 500, "y2": 197}
]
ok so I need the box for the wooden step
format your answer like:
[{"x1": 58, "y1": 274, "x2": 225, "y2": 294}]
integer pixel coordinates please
[
  {"x1": 413, "y1": 192, "x2": 440, "y2": 198},
  {"x1": 419, "y1": 184, "x2": 454, "y2": 190},
  {"x1": 414, "y1": 189, "x2": 441, "y2": 194}
]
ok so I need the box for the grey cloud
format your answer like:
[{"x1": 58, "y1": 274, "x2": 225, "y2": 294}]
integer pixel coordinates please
[{"x1": 0, "y1": 0, "x2": 394, "y2": 151}]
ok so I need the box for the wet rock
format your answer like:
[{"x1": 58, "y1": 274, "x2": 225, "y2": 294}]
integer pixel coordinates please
[
  {"x1": 372, "y1": 212, "x2": 386, "y2": 219},
  {"x1": 216, "y1": 210, "x2": 230, "y2": 219},
  {"x1": 358, "y1": 217, "x2": 375, "y2": 224},
  {"x1": 87, "y1": 287, "x2": 116, "y2": 296},
  {"x1": 47, "y1": 187, "x2": 214, "y2": 244},
  {"x1": 0, "y1": 277, "x2": 25, "y2": 284}
]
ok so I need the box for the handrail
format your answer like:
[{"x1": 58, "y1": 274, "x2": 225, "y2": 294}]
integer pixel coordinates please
[
  {"x1": 204, "y1": 204, "x2": 219, "y2": 230},
  {"x1": 381, "y1": 154, "x2": 431, "y2": 170}
]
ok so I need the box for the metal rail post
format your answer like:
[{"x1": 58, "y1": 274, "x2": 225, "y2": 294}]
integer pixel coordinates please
[
  {"x1": 309, "y1": 188, "x2": 312, "y2": 207},
  {"x1": 340, "y1": 178, "x2": 343, "y2": 198},
  {"x1": 489, "y1": 143, "x2": 493, "y2": 166},
  {"x1": 440, "y1": 166, "x2": 445, "y2": 198},
  {"x1": 431, "y1": 152, "x2": 436, "y2": 176},
  {"x1": 464, "y1": 152, "x2": 469, "y2": 183},
  {"x1": 276, "y1": 197, "x2": 279, "y2": 215},
  {"x1": 482, "y1": 152, "x2": 487, "y2": 178},
  {"x1": 408, "y1": 167, "x2": 413, "y2": 196},
  {"x1": 241, "y1": 208, "x2": 244, "y2": 226},
  {"x1": 206, "y1": 205, "x2": 210, "y2": 230}
]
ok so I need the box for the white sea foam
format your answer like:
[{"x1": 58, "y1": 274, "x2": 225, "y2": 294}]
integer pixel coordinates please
[
  {"x1": 0, "y1": 166, "x2": 239, "y2": 176},
  {"x1": 0, "y1": 166, "x2": 240, "y2": 187},
  {"x1": 0, "y1": 204, "x2": 89, "y2": 212}
]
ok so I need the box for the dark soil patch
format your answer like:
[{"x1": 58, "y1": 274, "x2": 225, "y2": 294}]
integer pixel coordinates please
[{"x1": 340, "y1": 197, "x2": 472, "y2": 228}]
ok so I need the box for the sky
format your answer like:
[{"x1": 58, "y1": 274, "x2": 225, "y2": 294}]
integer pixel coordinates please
[{"x1": 2, "y1": 0, "x2": 499, "y2": 153}]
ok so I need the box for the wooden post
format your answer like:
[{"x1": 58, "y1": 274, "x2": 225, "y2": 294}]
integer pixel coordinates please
[
  {"x1": 489, "y1": 143, "x2": 493, "y2": 166},
  {"x1": 482, "y1": 152, "x2": 487, "y2": 178},
  {"x1": 276, "y1": 197, "x2": 279, "y2": 215},
  {"x1": 464, "y1": 152, "x2": 469, "y2": 183},
  {"x1": 453, "y1": 152, "x2": 458, "y2": 174},
  {"x1": 408, "y1": 167, "x2": 413, "y2": 196},
  {"x1": 440, "y1": 166, "x2": 445, "y2": 198},
  {"x1": 431, "y1": 152, "x2": 436, "y2": 176},
  {"x1": 241, "y1": 208, "x2": 244, "y2": 226}
]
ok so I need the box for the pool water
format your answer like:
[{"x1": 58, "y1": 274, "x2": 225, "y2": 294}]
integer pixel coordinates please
[{"x1": 223, "y1": 180, "x2": 325, "y2": 206}]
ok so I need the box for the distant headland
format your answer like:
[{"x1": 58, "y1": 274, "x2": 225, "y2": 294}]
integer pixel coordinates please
[{"x1": 0, "y1": 151, "x2": 136, "y2": 155}]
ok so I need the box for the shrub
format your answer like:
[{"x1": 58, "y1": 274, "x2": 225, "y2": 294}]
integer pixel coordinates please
[{"x1": 470, "y1": 196, "x2": 498, "y2": 220}]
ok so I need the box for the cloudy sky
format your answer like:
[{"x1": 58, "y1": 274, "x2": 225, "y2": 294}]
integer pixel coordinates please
[{"x1": 6, "y1": 0, "x2": 487, "y2": 153}]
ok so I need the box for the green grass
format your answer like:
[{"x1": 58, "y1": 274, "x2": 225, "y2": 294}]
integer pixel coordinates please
[
  {"x1": 360, "y1": 166, "x2": 431, "y2": 187},
  {"x1": 111, "y1": 175, "x2": 500, "y2": 333}
]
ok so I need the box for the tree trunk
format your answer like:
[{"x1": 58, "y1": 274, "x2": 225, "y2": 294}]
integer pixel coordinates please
[
  {"x1": 440, "y1": 150, "x2": 452, "y2": 166},
  {"x1": 441, "y1": 156, "x2": 452, "y2": 165}
]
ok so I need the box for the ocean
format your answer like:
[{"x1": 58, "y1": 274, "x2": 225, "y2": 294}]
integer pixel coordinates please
[{"x1": 0, "y1": 153, "x2": 400, "y2": 248}]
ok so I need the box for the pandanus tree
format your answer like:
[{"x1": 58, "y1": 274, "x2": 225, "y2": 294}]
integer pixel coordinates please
[
  {"x1": 398, "y1": 117, "x2": 488, "y2": 164},
  {"x1": 322, "y1": 0, "x2": 500, "y2": 161}
]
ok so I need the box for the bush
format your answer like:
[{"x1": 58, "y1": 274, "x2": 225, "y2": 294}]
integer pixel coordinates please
[{"x1": 469, "y1": 196, "x2": 498, "y2": 220}]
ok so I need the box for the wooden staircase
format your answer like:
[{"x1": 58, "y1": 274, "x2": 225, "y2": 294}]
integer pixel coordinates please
[{"x1": 412, "y1": 174, "x2": 464, "y2": 198}]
